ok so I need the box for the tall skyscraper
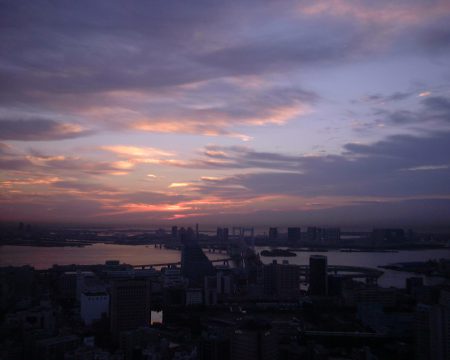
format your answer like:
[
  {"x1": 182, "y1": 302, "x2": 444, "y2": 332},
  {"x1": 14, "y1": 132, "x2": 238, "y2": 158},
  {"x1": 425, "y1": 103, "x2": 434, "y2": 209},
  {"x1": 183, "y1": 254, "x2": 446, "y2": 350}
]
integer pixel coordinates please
[
  {"x1": 181, "y1": 238, "x2": 215, "y2": 287},
  {"x1": 309, "y1": 255, "x2": 328, "y2": 296},
  {"x1": 110, "y1": 279, "x2": 151, "y2": 341}
]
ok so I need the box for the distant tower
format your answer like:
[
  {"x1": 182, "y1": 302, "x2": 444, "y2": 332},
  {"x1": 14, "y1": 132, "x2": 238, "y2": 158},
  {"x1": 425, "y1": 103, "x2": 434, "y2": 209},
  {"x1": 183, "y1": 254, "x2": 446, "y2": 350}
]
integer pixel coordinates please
[
  {"x1": 171, "y1": 226, "x2": 178, "y2": 240},
  {"x1": 287, "y1": 227, "x2": 301, "y2": 244},
  {"x1": 268, "y1": 227, "x2": 278, "y2": 242},
  {"x1": 217, "y1": 227, "x2": 229, "y2": 243},
  {"x1": 309, "y1": 255, "x2": 328, "y2": 296}
]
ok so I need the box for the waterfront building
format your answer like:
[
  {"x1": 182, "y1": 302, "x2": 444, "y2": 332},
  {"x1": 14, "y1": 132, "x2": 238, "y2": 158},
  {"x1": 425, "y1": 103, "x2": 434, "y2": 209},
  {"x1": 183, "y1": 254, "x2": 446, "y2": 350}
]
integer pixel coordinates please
[
  {"x1": 307, "y1": 227, "x2": 340, "y2": 245},
  {"x1": 181, "y1": 239, "x2": 215, "y2": 287},
  {"x1": 309, "y1": 255, "x2": 328, "y2": 296},
  {"x1": 287, "y1": 227, "x2": 301, "y2": 244}
]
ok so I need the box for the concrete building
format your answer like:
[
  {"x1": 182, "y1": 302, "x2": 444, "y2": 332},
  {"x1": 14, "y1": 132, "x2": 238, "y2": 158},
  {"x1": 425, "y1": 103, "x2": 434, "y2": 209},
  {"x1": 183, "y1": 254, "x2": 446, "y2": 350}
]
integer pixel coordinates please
[
  {"x1": 309, "y1": 255, "x2": 328, "y2": 296},
  {"x1": 110, "y1": 278, "x2": 151, "y2": 341},
  {"x1": 186, "y1": 288, "x2": 203, "y2": 306},
  {"x1": 415, "y1": 303, "x2": 448, "y2": 360},
  {"x1": 204, "y1": 271, "x2": 233, "y2": 305},
  {"x1": 263, "y1": 260, "x2": 300, "y2": 300},
  {"x1": 80, "y1": 290, "x2": 109, "y2": 326},
  {"x1": 162, "y1": 266, "x2": 185, "y2": 288}
]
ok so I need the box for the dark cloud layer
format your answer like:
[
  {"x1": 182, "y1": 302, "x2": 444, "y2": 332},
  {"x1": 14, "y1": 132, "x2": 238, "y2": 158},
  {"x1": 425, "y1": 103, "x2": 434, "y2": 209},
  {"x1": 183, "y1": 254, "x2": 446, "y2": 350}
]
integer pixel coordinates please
[
  {"x1": 194, "y1": 132, "x2": 450, "y2": 198},
  {"x1": 0, "y1": 119, "x2": 92, "y2": 141}
]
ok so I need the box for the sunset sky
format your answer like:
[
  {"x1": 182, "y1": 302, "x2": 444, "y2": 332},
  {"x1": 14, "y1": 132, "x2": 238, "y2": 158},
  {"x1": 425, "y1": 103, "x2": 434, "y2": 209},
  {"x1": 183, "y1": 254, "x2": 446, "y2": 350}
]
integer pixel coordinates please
[{"x1": 1, "y1": 0, "x2": 450, "y2": 226}]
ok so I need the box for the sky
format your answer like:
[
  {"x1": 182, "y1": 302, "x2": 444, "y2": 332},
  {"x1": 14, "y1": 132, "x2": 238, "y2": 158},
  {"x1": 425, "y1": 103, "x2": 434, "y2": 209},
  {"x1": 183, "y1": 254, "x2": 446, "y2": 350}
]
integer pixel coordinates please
[{"x1": 1, "y1": 0, "x2": 450, "y2": 227}]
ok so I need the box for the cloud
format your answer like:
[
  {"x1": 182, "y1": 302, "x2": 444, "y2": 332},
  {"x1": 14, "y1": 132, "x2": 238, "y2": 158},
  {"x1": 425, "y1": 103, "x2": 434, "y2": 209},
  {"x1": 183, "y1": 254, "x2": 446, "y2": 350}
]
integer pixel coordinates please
[
  {"x1": 190, "y1": 132, "x2": 450, "y2": 199},
  {"x1": 369, "y1": 95, "x2": 450, "y2": 126},
  {"x1": 361, "y1": 92, "x2": 412, "y2": 104},
  {"x1": 0, "y1": 118, "x2": 92, "y2": 141},
  {"x1": 1, "y1": 0, "x2": 448, "y2": 139},
  {"x1": 101, "y1": 145, "x2": 174, "y2": 158}
]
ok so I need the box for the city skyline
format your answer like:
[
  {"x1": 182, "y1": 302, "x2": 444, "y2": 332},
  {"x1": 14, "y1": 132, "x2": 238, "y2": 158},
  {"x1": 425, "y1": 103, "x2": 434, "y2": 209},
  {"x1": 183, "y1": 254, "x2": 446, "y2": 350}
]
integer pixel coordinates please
[{"x1": 1, "y1": 1, "x2": 450, "y2": 225}]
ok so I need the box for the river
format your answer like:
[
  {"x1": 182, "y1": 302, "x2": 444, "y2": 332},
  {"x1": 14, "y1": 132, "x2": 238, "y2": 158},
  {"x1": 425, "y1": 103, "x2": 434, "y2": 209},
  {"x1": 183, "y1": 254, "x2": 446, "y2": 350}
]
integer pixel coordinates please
[{"x1": 0, "y1": 244, "x2": 448, "y2": 288}]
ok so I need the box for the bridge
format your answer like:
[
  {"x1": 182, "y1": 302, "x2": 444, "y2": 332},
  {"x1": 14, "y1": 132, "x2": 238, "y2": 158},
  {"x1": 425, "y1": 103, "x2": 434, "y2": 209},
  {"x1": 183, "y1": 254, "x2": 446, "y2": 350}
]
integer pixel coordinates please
[
  {"x1": 297, "y1": 265, "x2": 383, "y2": 280},
  {"x1": 132, "y1": 257, "x2": 232, "y2": 269}
]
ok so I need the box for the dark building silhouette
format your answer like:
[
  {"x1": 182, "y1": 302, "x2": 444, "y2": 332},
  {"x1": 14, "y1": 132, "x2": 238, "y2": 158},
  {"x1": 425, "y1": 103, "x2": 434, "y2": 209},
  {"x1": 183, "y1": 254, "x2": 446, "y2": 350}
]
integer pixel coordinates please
[
  {"x1": 110, "y1": 279, "x2": 151, "y2": 341},
  {"x1": 216, "y1": 227, "x2": 229, "y2": 242},
  {"x1": 307, "y1": 227, "x2": 340, "y2": 244},
  {"x1": 263, "y1": 260, "x2": 300, "y2": 300},
  {"x1": 268, "y1": 227, "x2": 278, "y2": 242},
  {"x1": 171, "y1": 226, "x2": 178, "y2": 239},
  {"x1": 372, "y1": 228, "x2": 405, "y2": 244},
  {"x1": 181, "y1": 234, "x2": 215, "y2": 287},
  {"x1": 287, "y1": 227, "x2": 301, "y2": 244},
  {"x1": 415, "y1": 303, "x2": 449, "y2": 360},
  {"x1": 406, "y1": 277, "x2": 424, "y2": 295},
  {"x1": 309, "y1": 255, "x2": 328, "y2": 296},
  {"x1": 231, "y1": 318, "x2": 278, "y2": 360},
  {"x1": 199, "y1": 330, "x2": 230, "y2": 360}
]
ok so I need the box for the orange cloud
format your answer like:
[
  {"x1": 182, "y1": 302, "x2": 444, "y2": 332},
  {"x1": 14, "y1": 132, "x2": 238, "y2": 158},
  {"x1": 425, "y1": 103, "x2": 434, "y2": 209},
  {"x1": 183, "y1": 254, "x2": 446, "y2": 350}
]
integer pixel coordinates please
[
  {"x1": 0, "y1": 177, "x2": 62, "y2": 187},
  {"x1": 168, "y1": 182, "x2": 192, "y2": 188},
  {"x1": 101, "y1": 145, "x2": 174, "y2": 158}
]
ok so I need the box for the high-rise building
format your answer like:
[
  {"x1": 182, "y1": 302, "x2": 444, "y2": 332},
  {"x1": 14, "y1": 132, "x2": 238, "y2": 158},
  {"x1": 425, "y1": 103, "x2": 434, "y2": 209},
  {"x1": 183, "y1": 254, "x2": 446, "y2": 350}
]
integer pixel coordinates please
[
  {"x1": 181, "y1": 239, "x2": 215, "y2": 287},
  {"x1": 231, "y1": 318, "x2": 278, "y2": 360},
  {"x1": 415, "y1": 303, "x2": 448, "y2": 360},
  {"x1": 287, "y1": 227, "x2": 301, "y2": 244},
  {"x1": 110, "y1": 279, "x2": 151, "y2": 341},
  {"x1": 321, "y1": 227, "x2": 340, "y2": 245},
  {"x1": 309, "y1": 255, "x2": 328, "y2": 296},
  {"x1": 263, "y1": 260, "x2": 300, "y2": 300},
  {"x1": 80, "y1": 290, "x2": 109, "y2": 326}
]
